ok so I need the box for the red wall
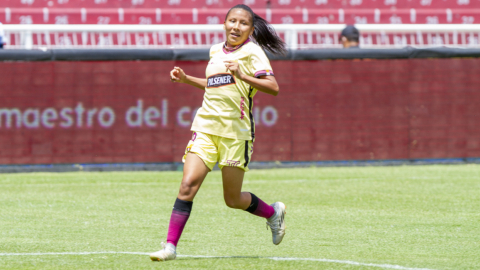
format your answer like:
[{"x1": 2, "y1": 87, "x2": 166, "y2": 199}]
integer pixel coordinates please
[{"x1": 0, "y1": 58, "x2": 479, "y2": 165}]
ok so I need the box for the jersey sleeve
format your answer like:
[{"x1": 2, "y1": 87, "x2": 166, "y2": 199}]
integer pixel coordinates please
[{"x1": 249, "y1": 47, "x2": 274, "y2": 78}]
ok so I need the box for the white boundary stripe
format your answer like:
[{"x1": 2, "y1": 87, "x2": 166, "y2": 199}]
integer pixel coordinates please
[
  {"x1": 267, "y1": 257, "x2": 434, "y2": 270},
  {"x1": 0, "y1": 252, "x2": 149, "y2": 256},
  {"x1": 180, "y1": 255, "x2": 434, "y2": 270},
  {"x1": 0, "y1": 252, "x2": 434, "y2": 270}
]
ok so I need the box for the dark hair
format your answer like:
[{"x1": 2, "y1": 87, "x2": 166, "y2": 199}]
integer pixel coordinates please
[
  {"x1": 225, "y1": 4, "x2": 287, "y2": 56},
  {"x1": 341, "y1": 25, "x2": 360, "y2": 43}
]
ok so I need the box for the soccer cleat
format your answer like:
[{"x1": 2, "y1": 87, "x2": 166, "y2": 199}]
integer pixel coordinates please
[
  {"x1": 266, "y1": 202, "x2": 286, "y2": 245},
  {"x1": 149, "y1": 242, "x2": 177, "y2": 262}
]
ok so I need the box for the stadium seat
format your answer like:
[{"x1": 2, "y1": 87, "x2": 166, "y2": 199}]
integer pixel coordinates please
[
  {"x1": 268, "y1": 0, "x2": 480, "y2": 9},
  {"x1": 3, "y1": 0, "x2": 480, "y2": 9},
  {"x1": 0, "y1": 0, "x2": 268, "y2": 9},
  {"x1": 3, "y1": 7, "x2": 479, "y2": 24}
]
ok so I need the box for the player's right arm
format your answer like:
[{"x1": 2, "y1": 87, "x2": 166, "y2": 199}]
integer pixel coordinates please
[{"x1": 170, "y1": 66, "x2": 207, "y2": 90}]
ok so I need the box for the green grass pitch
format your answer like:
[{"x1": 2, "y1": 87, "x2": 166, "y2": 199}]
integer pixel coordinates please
[{"x1": 1, "y1": 165, "x2": 479, "y2": 269}]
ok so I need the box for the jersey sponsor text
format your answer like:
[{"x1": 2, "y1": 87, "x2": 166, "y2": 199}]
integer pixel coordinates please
[{"x1": 207, "y1": 73, "x2": 236, "y2": 88}]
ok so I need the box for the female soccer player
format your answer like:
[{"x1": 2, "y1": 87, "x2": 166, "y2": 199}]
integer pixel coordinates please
[{"x1": 150, "y1": 4, "x2": 287, "y2": 262}]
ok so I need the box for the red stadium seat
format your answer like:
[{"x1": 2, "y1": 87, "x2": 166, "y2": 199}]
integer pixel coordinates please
[
  {"x1": 2, "y1": 6, "x2": 480, "y2": 24},
  {"x1": 267, "y1": 0, "x2": 480, "y2": 9},
  {"x1": 1, "y1": 8, "x2": 85, "y2": 24},
  {"x1": 0, "y1": 0, "x2": 268, "y2": 9},
  {"x1": 2, "y1": 0, "x2": 480, "y2": 9},
  {"x1": 377, "y1": 8, "x2": 480, "y2": 24},
  {"x1": 265, "y1": 8, "x2": 480, "y2": 24}
]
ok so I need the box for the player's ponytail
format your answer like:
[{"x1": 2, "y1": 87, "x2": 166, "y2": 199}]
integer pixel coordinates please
[{"x1": 226, "y1": 5, "x2": 287, "y2": 56}]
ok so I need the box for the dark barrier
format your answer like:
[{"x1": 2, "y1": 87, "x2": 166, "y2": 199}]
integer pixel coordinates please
[
  {"x1": 3, "y1": 47, "x2": 480, "y2": 62},
  {"x1": 1, "y1": 55, "x2": 479, "y2": 165}
]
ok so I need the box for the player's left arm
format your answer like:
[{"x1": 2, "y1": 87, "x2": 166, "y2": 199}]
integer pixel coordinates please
[{"x1": 224, "y1": 61, "x2": 279, "y2": 96}]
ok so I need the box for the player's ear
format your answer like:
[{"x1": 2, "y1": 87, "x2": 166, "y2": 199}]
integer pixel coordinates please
[
  {"x1": 223, "y1": 23, "x2": 226, "y2": 31},
  {"x1": 249, "y1": 26, "x2": 255, "y2": 36}
]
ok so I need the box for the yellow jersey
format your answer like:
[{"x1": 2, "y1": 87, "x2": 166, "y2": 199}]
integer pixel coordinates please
[{"x1": 191, "y1": 39, "x2": 274, "y2": 140}]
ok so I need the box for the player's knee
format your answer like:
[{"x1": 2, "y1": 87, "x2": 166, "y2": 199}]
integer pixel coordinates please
[
  {"x1": 224, "y1": 196, "x2": 241, "y2": 209},
  {"x1": 179, "y1": 178, "x2": 197, "y2": 196}
]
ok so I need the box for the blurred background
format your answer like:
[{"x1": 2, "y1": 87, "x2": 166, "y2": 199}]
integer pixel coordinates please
[
  {"x1": 0, "y1": 0, "x2": 479, "y2": 171},
  {"x1": 2, "y1": 0, "x2": 480, "y2": 48}
]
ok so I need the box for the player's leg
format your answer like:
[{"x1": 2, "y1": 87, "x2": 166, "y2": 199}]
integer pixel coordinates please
[
  {"x1": 220, "y1": 138, "x2": 274, "y2": 216},
  {"x1": 169, "y1": 152, "x2": 210, "y2": 244},
  {"x1": 221, "y1": 166, "x2": 252, "y2": 210},
  {"x1": 219, "y1": 138, "x2": 286, "y2": 245},
  {"x1": 151, "y1": 132, "x2": 216, "y2": 262},
  {"x1": 150, "y1": 153, "x2": 209, "y2": 261},
  {"x1": 221, "y1": 167, "x2": 286, "y2": 245},
  {"x1": 222, "y1": 167, "x2": 272, "y2": 216}
]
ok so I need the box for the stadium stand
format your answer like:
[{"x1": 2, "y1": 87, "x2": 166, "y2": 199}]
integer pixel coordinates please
[
  {"x1": 1, "y1": 8, "x2": 479, "y2": 24},
  {"x1": 1, "y1": 0, "x2": 480, "y2": 24},
  {"x1": 2, "y1": 0, "x2": 480, "y2": 9},
  {"x1": 2, "y1": 0, "x2": 480, "y2": 48}
]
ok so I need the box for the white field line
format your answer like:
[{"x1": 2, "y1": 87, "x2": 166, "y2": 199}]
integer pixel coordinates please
[
  {"x1": 242, "y1": 179, "x2": 365, "y2": 184},
  {"x1": 3, "y1": 176, "x2": 459, "y2": 187},
  {"x1": 0, "y1": 252, "x2": 435, "y2": 270},
  {"x1": 0, "y1": 179, "x2": 368, "y2": 187},
  {"x1": 0, "y1": 252, "x2": 149, "y2": 256}
]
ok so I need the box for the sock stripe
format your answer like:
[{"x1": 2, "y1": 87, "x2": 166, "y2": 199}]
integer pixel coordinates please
[
  {"x1": 173, "y1": 198, "x2": 193, "y2": 213},
  {"x1": 245, "y1": 193, "x2": 259, "y2": 213}
]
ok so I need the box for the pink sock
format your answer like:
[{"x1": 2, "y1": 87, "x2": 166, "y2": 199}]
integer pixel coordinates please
[
  {"x1": 253, "y1": 199, "x2": 275, "y2": 219},
  {"x1": 246, "y1": 193, "x2": 275, "y2": 219},
  {"x1": 166, "y1": 210, "x2": 190, "y2": 246}
]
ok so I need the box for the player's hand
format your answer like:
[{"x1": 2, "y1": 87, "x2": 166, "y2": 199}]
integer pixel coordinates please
[
  {"x1": 224, "y1": 61, "x2": 244, "y2": 79},
  {"x1": 170, "y1": 66, "x2": 187, "y2": 83}
]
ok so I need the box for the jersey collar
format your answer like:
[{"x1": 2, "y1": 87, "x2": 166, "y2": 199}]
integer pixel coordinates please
[{"x1": 223, "y1": 38, "x2": 251, "y2": 54}]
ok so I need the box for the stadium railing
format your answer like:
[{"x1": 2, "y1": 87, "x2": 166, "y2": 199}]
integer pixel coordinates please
[{"x1": 3, "y1": 24, "x2": 480, "y2": 49}]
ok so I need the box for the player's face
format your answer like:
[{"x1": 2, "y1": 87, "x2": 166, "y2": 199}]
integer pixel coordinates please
[{"x1": 224, "y1": 9, "x2": 254, "y2": 47}]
